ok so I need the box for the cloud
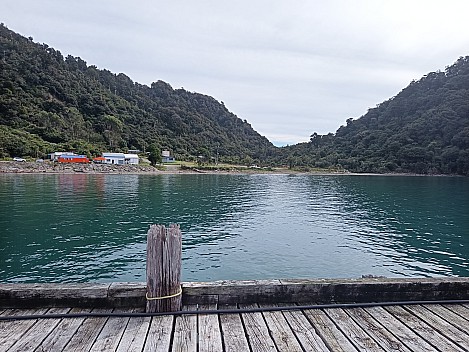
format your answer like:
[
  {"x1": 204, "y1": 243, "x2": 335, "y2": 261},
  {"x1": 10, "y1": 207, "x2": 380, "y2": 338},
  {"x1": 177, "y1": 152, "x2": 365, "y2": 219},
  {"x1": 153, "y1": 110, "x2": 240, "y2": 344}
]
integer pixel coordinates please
[{"x1": 3, "y1": 0, "x2": 469, "y2": 145}]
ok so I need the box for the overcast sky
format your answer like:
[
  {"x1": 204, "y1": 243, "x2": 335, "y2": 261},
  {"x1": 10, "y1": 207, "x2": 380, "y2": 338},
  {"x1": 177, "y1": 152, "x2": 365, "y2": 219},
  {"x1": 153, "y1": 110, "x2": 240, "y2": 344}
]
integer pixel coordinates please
[{"x1": 3, "y1": 1, "x2": 469, "y2": 146}]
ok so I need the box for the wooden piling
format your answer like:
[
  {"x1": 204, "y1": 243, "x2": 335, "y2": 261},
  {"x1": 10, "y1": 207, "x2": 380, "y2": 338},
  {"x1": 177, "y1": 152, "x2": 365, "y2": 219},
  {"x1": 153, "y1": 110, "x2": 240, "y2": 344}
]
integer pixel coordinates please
[{"x1": 146, "y1": 224, "x2": 182, "y2": 313}]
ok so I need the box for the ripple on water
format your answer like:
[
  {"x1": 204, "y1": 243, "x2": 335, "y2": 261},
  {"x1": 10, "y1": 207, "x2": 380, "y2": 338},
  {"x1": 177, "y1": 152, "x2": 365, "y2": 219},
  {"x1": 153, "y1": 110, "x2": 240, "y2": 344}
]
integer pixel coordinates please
[{"x1": 0, "y1": 173, "x2": 468, "y2": 282}]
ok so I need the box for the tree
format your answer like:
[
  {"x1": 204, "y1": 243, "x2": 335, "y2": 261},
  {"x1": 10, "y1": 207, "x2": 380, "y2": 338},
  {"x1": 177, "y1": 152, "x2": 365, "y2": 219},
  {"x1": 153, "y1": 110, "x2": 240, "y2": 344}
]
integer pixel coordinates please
[{"x1": 148, "y1": 143, "x2": 161, "y2": 166}]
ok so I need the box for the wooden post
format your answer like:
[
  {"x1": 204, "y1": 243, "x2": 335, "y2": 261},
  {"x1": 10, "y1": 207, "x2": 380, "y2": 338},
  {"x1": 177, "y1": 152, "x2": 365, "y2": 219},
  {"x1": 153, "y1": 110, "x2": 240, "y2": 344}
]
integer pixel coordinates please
[{"x1": 146, "y1": 224, "x2": 182, "y2": 312}]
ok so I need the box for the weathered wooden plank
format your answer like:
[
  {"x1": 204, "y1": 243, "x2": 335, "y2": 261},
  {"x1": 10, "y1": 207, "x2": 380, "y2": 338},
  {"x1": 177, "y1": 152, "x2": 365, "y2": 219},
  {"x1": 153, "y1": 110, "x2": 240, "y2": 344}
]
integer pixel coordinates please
[
  {"x1": 303, "y1": 308, "x2": 358, "y2": 352},
  {"x1": 259, "y1": 303, "x2": 303, "y2": 352},
  {"x1": 0, "y1": 308, "x2": 48, "y2": 351},
  {"x1": 183, "y1": 280, "x2": 282, "y2": 305},
  {"x1": 108, "y1": 282, "x2": 146, "y2": 308},
  {"x1": 182, "y1": 277, "x2": 469, "y2": 305},
  {"x1": 219, "y1": 304, "x2": 251, "y2": 352},
  {"x1": 281, "y1": 308, "x2": 330, "y2": 351},
  {"x1": 172, "y1": 304, "x2": 197, "y2": 352},
  {"x1": 405, "y1": 305, "x2": 469, "y2": 350},
  {"x1": 364, "y1": 306, "x2": 438, "y2": 351},
  {"x1": 345, "y1": 307, "x2": 412, "y2": 352},
  {"x1": 116, "y1": 307, "x2": 151, "y2": 352},
  {"x1": 0, "y1": 283, "x2": 110, "y2": 308},
  {"x1": 37, "y1": 307, "x2": 92, "y2": 351},
  {"x1": 90, "y1": 308, "x2": 131, "y2": 352},
  {"x1": 426, "y1": 304, "x2": 469, "y2": 332},
  {"x1": 142, "y1": 314, "x2": 173, "y2": 352},
  {"x1": 198, "y1": 304, "x2": 223, "y2": 352},
  {"x1": 385, "y1": 305, "x2": 465, "y2": 352},
  {"x1": 324, "y1": 308, "x2": 384, "y2": 351},
  {"x1": 6, "y1": 307, "x2": 70, "y2": 351},
  {"x1": 63, "y1": 308, "x2": 112, "y2": 352},
  {"x1": 443, "y1": 304, "x2": 469, "y2": 321},
  {"x1": 239, "y1": 303, "x2": 278, "y2": 351}
]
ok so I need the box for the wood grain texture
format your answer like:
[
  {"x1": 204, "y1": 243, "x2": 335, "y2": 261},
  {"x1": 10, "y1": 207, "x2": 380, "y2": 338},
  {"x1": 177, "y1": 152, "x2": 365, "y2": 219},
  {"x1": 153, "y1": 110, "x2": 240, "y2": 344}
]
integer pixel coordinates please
[
  {"x1": 63, "y1": 308, "x2": 112, "y2": 352},
  {"x1": 146, "y1": 224, "x2": 182, "y2": 312},
  {"x1": 0, "y1": 308, "x2": 48, "y2": 351},
  {"x1": 384, "y1": 305, "x2": 466, "y2": 352},
  {"x1": 344, "y1": 307, "x2": 412, "y2": 352},
  {"x1": 198, "y1": 304, "x2": 223, "y2": 352},
  {"x1": 324, "y1": 308, "x2": 384, "y2": 351},
  {"x1": 281, "y1": 308, "x2": 330, "y2": 351},
  {"x1": 219, "y1": 304, "x2": 251, "y2": 352},
  {"x1": 364, "y1": 306, "x2": 438, "y2": 351},
  {"x1": 142, "y1": 314, "x2": 173, "y2": 352},
  {"x1": 303, "y1": 308, "x2": 358, "y2": 352},
  {"x1": 405, "y1": 304, "x2": 469, "y2": 350},
  {"x1": 90, "y1": 308, "x2": 130, "y2": 352},
  {"x1": 259, "y1": 303, "x2": 303, "y2": 352},
  {"x1": 116, "y1": 308, "x2": 150, "y2": 352},
  {"x1": 172, "y1": 304, "x2": 197, "y2": 352},
  {"x1": 239, "y1": 303, "x2": 277, "y2": 351}
]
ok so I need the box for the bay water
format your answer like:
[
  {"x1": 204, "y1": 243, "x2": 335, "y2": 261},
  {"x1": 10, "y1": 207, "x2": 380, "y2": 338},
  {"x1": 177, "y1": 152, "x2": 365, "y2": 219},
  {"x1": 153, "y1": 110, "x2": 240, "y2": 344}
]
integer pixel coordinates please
[{"x1": 0, "y1": 173, "x2": 468, "y2": 283}]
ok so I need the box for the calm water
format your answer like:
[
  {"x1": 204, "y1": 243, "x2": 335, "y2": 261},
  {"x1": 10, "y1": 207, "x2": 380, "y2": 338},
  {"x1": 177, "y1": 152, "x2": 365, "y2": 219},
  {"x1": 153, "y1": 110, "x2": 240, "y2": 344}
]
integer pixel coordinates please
[{"x1": 0, "y1": 174, "x2": 468, "y2": 283}]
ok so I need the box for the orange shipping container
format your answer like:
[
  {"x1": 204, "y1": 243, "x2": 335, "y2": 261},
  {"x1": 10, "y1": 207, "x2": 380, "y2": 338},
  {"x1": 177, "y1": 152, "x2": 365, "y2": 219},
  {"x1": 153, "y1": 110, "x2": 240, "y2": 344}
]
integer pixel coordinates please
[{"x1": 58, "y1": 155, "x2": 90, "y2": 163}]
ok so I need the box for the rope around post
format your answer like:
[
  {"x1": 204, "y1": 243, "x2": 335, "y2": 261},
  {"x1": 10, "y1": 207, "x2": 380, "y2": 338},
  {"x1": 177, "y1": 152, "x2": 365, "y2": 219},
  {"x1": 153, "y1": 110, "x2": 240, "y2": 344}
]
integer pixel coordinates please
[{"x1": 146, "y1": 285, "x2": 182, "y2": 301}]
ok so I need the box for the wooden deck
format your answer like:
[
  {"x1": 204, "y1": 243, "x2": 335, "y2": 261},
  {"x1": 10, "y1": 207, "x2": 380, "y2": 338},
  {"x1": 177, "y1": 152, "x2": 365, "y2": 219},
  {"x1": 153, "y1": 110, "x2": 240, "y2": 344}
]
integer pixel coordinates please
[{"x1": 1, "y1": 302, "x2": 468, "y2": 351}]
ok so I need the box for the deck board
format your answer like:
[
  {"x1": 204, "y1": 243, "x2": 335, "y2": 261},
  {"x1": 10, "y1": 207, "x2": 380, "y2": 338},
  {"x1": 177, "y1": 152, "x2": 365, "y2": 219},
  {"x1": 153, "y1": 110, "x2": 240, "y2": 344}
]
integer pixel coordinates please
[
  {"x1": 198, "y1": 304, "x2": 223, "y2": 352},
  {"x1": 303, "y1": 308, "x2": 358, "y2": 352},
  {"x1": 384, "y1": 305, "x2": 465, "y2": 352},
  {"x1": 345, "y1": 307, "x2": 412, "y2": 352},
  {"x1": 63, "y1": 308, "x2": 112, "y2": 352},
  {"x1": 280, "y1": 308, "x2": 330, "y2": 351},
  {"x1": 259, "y1": 303, "x2": 303, "y2": 352},
  {"x1": 90, "y1": 308, "x2": 131, "y2": 352},
  {"x1": 142, "y1": 314, "x2": 173, "y2": 352},
  {"x1": 324, "y1": 307, "x2": 384, "y2": 351},
  {"x1": 363, "y1": 306, "x2": 438, "y2": 351},
  {"x1": 0, "y1": 302, "x2": 468, "y2": 351},
  {"x1": 239, "y1": 303, "x2": 277, "y2": 351},
  {"x1": 219, "y1": 304, "x2": 251, "y2": 352},
  {"x1": 0, "y1": 308, "x2": 48, "y2": 351},
  {"x1": 171, "y1": 304, "x2": 197, "y2": 352},
  {"x1": 115, "y1": 308, "x2": 150, "y2": 352},
  {"x1": 37, "y1": 307, "x2": 93, "y2": 352},
  {"x1": 405, "y1": 304, "x2": 469, "y2": 350}
]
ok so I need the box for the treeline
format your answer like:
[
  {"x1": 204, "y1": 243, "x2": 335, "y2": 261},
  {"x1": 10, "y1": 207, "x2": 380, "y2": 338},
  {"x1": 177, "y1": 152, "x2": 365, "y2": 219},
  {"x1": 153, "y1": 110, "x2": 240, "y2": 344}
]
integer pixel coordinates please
[
  {"x1": 0, "y1": 24, "x2": 275, "y2": 163},
  {"x1": 276, "y1": 56, "x2": 469, "y2": 175}
]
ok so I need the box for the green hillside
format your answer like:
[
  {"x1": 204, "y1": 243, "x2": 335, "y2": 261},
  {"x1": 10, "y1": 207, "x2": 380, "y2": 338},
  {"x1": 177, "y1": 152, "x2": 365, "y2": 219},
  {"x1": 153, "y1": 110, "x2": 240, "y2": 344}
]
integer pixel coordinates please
[
  {"x1": 278, "y1": 56, "x2": 469, "y2": 175},
  {"x1": 0, "y1": 24, "x2": 275, "y2": 163}
]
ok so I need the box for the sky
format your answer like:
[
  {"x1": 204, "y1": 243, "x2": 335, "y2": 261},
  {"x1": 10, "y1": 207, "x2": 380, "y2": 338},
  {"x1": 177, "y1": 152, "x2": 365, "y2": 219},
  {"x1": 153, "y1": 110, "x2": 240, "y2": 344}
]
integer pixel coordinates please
[{"x1": 3, "y1": 1, "x2": 469, "y2": 146}]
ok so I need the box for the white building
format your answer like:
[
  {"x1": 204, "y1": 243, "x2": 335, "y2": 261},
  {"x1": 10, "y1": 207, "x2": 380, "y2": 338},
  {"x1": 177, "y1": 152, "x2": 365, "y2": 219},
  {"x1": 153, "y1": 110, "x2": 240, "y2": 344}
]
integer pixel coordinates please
[
  {"x1": 48, "y1": 152, "x2": 75, "y2": 161},
  {"x1": 102, "y1": 153, "x2": 139, "y2": 165}
]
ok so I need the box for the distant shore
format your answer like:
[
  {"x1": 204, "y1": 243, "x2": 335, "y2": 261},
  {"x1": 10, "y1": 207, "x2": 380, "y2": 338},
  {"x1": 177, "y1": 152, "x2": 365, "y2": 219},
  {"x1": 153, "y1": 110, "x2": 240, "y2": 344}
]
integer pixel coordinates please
[
  {"x1": 0, "y1": 161, "x2": 450, "y2": 177},
  {"x1": 0, "y1": 161, "x2": 342, "y2": 175}
]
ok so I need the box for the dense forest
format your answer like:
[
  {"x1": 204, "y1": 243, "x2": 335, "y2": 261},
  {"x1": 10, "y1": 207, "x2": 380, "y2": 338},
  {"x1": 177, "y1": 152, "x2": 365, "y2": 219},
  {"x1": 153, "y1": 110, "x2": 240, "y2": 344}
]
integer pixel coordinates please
[
  {"x1": 0, "y1": 24, "x2": 275, "y2": 164},
  {"x1": 278, "y1": 56, "x2": 469, "y2": 175},
  {"x1": 1, "y1": 24, "x2": 468, "y2": 175}
]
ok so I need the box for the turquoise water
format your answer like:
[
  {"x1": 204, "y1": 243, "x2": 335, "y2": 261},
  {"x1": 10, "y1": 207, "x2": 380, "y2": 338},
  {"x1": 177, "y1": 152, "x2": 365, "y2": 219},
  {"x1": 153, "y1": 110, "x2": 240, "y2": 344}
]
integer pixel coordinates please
[{"x1": 0, "y1": 174, "x2": 468, "y2": 283}]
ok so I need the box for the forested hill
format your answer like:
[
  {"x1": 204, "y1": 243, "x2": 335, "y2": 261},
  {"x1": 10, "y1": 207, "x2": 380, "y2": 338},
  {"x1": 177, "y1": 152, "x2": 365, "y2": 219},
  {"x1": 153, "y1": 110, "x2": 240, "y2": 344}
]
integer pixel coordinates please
[
  {"x1": 279, "y1": 56, "x2": 469, "y2": 175},
  {"x1": 0, "y1": 24, "x2": 275, "y2": 162}
]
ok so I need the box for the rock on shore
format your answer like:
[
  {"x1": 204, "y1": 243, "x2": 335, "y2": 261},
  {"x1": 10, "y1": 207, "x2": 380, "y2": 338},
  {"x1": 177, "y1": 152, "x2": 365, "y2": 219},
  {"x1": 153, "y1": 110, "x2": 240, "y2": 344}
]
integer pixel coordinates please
[{"x1": 0, "y1": 161, "x2": 161, "y2": 174}]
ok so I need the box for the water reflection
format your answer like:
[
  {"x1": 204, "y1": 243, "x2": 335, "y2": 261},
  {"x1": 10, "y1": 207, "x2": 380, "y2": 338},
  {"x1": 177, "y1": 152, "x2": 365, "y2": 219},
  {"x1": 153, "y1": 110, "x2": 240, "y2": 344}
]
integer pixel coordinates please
[{"x1": 0, "y1": 174, "x2": 467, "y2": 283}]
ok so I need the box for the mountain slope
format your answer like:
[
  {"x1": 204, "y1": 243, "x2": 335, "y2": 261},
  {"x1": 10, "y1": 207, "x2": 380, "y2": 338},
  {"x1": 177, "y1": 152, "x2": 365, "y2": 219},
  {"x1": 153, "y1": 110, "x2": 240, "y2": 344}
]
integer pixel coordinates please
[
  {"x1": 279, "y1": 56, "x2": 469, "y2": 175},
  {"x1": 0, "y1": 24, "x2": 275, "y2": 162}
]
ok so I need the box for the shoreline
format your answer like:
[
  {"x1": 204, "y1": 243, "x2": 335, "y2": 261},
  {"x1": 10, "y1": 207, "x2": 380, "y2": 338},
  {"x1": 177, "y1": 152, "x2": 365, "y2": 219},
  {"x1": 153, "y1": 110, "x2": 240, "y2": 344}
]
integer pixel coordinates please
[{"x1": 0, "y1": 161, "x2": 457, "y2": 177}]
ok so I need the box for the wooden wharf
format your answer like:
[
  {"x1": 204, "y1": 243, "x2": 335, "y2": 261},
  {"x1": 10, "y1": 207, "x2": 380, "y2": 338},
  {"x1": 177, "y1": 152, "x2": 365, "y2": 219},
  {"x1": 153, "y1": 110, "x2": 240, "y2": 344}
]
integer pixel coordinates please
[{"x1": 1, "y1": 278, "x2": 469, "y2": 351}]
